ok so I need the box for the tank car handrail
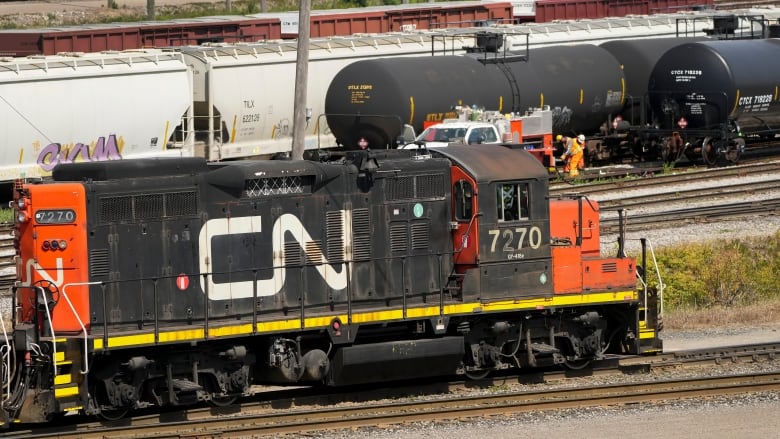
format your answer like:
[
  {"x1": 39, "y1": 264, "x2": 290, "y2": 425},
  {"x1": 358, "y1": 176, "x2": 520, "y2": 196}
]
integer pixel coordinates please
[{"x1": 60, "y1": 282, "x2": 99, "y2": 375}]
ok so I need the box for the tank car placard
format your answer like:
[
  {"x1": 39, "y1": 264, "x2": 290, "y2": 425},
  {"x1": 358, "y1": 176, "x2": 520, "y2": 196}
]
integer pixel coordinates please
[{"x1": 347, "y1": 84, "x2": 373, "y2": 104}]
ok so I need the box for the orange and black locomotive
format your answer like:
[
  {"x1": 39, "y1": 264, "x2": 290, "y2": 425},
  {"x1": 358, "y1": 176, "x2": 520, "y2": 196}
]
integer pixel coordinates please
[{"x1": 1, "y1": 145, "x2": 662, "y2": 425}]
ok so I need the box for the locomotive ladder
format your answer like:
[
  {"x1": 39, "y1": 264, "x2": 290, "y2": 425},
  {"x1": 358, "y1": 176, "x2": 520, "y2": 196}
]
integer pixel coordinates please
[{"x1": 36, "y1": 283, "x2": 91, "y2": 414}]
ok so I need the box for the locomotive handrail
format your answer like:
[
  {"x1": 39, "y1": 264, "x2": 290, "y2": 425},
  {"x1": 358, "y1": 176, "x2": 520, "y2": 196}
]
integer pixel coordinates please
[
  {"x1": 36, "y1": 286, "x2": 57, "y2": 376},
  {"x1": 0, "y1": 308, "x2": 10, "y2": 403},
  {"x1": 60, "y1": 282, "x2": 99, "y2": 375},
  {"x1": 645, "y1": 239, "x2": 664, "y2": 319},
  {"x1": 636, "y1": 238, "x2": 665, "y2": 322}
]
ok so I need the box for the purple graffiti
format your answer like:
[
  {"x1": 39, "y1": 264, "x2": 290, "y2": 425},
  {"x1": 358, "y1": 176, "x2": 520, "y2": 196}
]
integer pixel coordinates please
[{"x1": 38, "y1": 134, "x2": 123, "y2": 172}]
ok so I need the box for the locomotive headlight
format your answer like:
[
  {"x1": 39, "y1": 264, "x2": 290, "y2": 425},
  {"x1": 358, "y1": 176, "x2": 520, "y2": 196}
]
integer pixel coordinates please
[
  {"x1": 59, "y1": 240, "x2": 67, "y2": 250},
  {"x1": 51, "y1": 240, "x2": 59, "y2": 250},
  {"x1": 17, "y1": 211, "x2": 27, "y2": 223},
  {"x1": 16, "y1": 198, "x2": 25, "y2": 209}
]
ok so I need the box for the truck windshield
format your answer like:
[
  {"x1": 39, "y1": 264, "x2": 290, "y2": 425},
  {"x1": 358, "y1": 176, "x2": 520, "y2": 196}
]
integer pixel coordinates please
[{"x1": 417, "y1": 127, "x2": 466, "y2": 143}]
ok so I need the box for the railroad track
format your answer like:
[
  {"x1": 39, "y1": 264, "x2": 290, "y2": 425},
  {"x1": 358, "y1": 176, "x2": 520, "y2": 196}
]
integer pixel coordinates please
[
  {"x1": 550, "y1": 162, "x2": 780, "y2": 233},
  {"x1": 14, "y1": 373, "x2": 780, "y2": 438},
  {"x1": 601, "y1": 196, "x2": 780, "y2": 234},
  {"x1": 550, "y1": 161, "x2": 780, "y2": 196},
  {"x1": 10, "y1": 342, "x2": 780, "y2": 438}
]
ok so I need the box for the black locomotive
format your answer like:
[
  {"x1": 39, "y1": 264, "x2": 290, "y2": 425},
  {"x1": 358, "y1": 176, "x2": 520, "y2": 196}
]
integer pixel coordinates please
[{"x1": 2, "y1": 147, "x2": 661, "y2": 424}]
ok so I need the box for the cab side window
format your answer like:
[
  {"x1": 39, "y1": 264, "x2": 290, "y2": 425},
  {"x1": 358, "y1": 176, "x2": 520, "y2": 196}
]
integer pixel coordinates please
[
  {"x1": 454, "y1": 180, "x2": 474, "y2": 221},
  {"x1": 497, "y1": 182, "x2": 530, "y2": 222}
]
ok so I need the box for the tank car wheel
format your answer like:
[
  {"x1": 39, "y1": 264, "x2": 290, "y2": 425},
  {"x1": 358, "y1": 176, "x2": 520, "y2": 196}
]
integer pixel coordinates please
[
  {"x1": 661, "y1": 133, "x2": 685, "y2": 164},
  {"x1": 725, "y1": 138, "x2": 745, "y2": 164},
  {"x1": 701, "y1": 137, "x2": 720, "y2": 166}
]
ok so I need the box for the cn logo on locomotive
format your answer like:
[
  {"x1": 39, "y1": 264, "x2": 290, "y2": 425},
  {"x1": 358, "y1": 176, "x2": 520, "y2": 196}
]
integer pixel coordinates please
[{"x1": 197, "y1": 213, "x2": 349, "y2": 300}]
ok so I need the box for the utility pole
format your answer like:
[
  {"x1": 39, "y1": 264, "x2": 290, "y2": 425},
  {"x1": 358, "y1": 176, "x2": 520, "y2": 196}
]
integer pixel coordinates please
[
  {"x1": 147, "y1": 0, "x2": 155, "y2": 20},
  {"x1": 291, "y1": 0, "x2": 311, "y2": 160}
]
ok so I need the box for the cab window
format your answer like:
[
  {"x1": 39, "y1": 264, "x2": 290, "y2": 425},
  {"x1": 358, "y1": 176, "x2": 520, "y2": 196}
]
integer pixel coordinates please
[
  {"x1": 454, "y1": 180, "x2": 474, "y2": 221},
  {"x1": 497, "y1": 182, "x2": 529, "y2": 222}
]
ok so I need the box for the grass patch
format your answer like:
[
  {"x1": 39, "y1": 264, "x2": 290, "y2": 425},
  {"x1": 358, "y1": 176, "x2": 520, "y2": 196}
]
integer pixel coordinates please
[
  {"x1": 663, "y1": 298, "x2": 780, "y2": 330},
  {"x1": 646, "y1": 231, "x2": 780, "y2": 310}
]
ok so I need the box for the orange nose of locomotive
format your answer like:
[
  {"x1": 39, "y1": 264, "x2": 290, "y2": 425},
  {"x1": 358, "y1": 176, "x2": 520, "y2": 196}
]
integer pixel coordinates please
[{"x1": 13, "y1": 181, "x2": 90, "y2": 334}]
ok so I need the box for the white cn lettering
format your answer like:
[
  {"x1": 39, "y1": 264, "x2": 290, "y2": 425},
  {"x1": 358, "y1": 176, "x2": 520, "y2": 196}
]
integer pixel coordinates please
[
  {"x1": 22, "y1": 258, "x2": 64, "y2": 287},
  {"x1": 198, "y1": 213, "x2": 348, "y2": 300}
]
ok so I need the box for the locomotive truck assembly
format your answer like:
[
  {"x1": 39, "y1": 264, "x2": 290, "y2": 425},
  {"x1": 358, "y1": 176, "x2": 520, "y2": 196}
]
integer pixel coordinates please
[{"x1": 0, "y1": 146, "x2": 662, "y2": 425}]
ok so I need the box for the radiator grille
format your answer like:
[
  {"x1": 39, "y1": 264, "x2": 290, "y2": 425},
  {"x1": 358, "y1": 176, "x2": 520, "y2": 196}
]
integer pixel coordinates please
[
  {"x1": 410, "y1": 221, "x2": 429, "y2": 250},
  {"x1": 387, "y1": 174, "x2": 446, "y2": 201},
  {"x1": 390, "y1": 223, "x2": 407, "y2": 253},
  {"x1": 326, "y1": 211, "x2": 344, "y2": 262},
  {"x1": 99, "y1": 191, "x2": 197, "y2": 223},
  {"x1": 352, "y1": 208, "x2": 371, "y2": 261},
  {"x1": 89, "y1": 249, "x2": 110, "y2": 277},
  {"x1": 245, "y1": 176, "x2": 308, "y2": 198}
]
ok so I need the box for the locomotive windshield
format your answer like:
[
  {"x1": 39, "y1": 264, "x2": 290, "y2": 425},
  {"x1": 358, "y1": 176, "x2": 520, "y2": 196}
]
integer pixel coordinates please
[{"x1": 497, "y1": 182, "x2": 530, "y2": 222}]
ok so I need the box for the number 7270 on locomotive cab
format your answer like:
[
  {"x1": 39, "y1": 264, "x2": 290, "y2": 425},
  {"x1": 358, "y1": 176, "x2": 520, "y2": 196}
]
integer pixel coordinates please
[{"x1": 1, "y1": 145, "x2": 662, "y2": 424}]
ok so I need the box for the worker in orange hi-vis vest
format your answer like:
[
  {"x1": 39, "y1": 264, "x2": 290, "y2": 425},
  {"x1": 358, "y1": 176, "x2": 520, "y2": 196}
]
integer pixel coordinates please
[{"x1": 557, "y1": 134, "x2": 586, "y2": 178}]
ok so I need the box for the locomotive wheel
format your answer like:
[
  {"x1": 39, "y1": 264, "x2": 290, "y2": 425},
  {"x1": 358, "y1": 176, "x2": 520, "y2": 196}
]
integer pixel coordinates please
[
  {"x1": 701, "y1": 137, "x2": 720, "y2": 166},
  {"x1": 209, "y1": 394, "x2": 238, "y2": 407},
  {"x1": 464, "y1": 368, "x2": 491, "y2": 380},
  {"x1": 96, "y1": 405, "x2": 130, "y2": 421},
  {"x1": 563, "y1": 358, "x2": 591, "y2": 370}
]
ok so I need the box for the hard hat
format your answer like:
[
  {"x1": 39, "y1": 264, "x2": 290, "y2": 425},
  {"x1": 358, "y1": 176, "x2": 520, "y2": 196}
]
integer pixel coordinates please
[
  {"x1": 577, "y1": 134, "x2": 585, "y2": 142},
  {"x1": 555, "y1": 134, "x2": 563, "y2": 142}
]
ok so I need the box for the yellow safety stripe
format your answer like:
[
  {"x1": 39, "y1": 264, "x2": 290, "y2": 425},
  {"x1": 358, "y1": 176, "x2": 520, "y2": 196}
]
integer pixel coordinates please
[
  {"x1": 93, "y1": 290, "x2": 639, "y2": 350},
  {"x1": 54, "y1": 374, "x2": 72, "y2": 385},
  {"x1": 54, "y1": 385, "x2": 79, "y2": 398},
  {"x1": 639, "y1": 329, "x2": 656, "y2": 340}
]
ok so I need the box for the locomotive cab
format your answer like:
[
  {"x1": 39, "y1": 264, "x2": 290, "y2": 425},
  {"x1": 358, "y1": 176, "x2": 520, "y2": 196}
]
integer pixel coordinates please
[{"x1": 439, "y1": 145, "x2": 553, "y2": 300}]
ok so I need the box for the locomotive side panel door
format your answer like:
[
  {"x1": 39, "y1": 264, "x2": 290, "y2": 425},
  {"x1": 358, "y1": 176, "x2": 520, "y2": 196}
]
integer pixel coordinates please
[{"x1": 451, "y1": 168, "x2": 479, "y2": 269}]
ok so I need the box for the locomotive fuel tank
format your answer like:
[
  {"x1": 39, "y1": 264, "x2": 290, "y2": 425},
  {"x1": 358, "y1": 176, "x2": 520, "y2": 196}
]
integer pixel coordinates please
[
  {"x1": 648, "y1": 39, "x2": 780, "y2": 135},
  {"x1": 324, "y1": 44, "x2": 625, "y2": 149}
]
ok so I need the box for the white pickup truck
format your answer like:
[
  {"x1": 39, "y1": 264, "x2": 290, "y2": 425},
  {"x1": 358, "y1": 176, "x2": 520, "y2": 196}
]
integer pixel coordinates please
[
  {"x1": 402, "y1": 121, "x2": 502, "y2": 148},
  {"x1": 399, "y1": 106, "x2": 556, "y2": 170}
]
